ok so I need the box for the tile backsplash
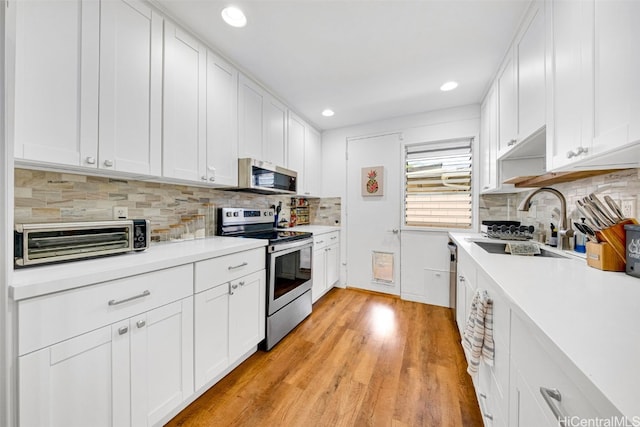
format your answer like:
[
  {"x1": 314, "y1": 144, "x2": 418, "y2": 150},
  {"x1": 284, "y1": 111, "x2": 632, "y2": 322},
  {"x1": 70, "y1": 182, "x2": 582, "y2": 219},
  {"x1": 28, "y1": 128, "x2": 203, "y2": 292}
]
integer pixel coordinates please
[
  {"x1": 15, "y1": 169, "x2": 341, "y2": 237},
  {"x1": 480, "y1": 168, "x2": 640, "y2": 232}
]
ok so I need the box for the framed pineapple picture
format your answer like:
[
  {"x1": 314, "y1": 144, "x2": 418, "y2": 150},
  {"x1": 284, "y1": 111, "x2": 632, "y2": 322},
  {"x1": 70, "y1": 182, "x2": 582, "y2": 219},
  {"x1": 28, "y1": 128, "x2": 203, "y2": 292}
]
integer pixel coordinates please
[{"x1": 361, "y1": 166, "x2": 384, "y2": 197}]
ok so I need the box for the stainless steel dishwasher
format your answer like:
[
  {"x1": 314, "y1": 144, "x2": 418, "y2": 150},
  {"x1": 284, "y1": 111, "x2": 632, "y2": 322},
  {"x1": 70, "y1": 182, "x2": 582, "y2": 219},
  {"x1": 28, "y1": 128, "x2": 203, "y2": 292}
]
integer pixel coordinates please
[{"x1": 447, "y1": 240, "x2": 457, "y2": 321}]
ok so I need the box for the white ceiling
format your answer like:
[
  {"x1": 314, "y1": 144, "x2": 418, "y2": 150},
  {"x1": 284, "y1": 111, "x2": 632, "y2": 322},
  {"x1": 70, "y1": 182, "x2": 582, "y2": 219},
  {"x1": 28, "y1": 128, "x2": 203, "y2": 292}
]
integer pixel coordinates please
[{"x1": 154, "y1": 0, "x2": 529, "y2": 130}]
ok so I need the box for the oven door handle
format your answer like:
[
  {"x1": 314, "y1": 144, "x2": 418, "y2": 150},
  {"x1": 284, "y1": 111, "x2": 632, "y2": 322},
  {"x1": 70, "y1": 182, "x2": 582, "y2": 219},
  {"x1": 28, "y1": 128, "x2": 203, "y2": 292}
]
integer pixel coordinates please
[{"x1": 268, "y1": 238, "x2": 313, "y2": 253}]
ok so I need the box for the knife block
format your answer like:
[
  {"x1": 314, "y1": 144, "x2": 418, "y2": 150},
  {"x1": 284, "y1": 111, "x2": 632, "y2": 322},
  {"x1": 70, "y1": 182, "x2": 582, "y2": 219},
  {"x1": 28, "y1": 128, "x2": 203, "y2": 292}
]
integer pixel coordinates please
[{"x1": 586, "y1": 241, "x2": 626, "y2": 271}]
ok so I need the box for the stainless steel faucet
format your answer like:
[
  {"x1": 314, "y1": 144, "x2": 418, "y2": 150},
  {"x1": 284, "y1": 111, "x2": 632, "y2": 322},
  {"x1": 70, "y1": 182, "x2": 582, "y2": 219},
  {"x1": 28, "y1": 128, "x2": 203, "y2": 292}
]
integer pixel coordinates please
[{"x1": 518, "y1": 187, "x2": 574, "y2": 251}]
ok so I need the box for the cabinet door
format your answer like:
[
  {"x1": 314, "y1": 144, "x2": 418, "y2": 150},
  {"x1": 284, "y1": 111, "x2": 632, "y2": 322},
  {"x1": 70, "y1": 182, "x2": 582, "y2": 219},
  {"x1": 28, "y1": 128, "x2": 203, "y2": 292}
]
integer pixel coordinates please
[
  {"x1": 229, "y1": 270, "x2": 265, "y2": 361},
  {"x1": 288, "y1": 112, "x2": 306, "y2": 194},
  {"x1": 510, "y1": 366, "x2": 555, "y2": 427},
  {"x1": 206, "y1": 50, "x2": 239, "y2": 186},
  {"x1": 325, "y1": 243, "x2": 340, "y2": 288},
  {"x1": 497, "y1": 53, "x2": 517, "y2": 155},
  {"x1": 304, "y1": 126, "x2": 322, "y2": 196},
  {"x1": 592, "y1": 0, "x2": 640, "y2": 153},
  {"x1": 480, "y1": 84, "x2": 498, "y2": 192},
  {"x1": 311, "y1": 248, "x2": 327, "y2": 303},
  {"x1": 163, "y1": 22, "x2": 206, "y2": 182},
  {"x1": 517, "y1": 2, "x2": 546, "y2": 140},
  {"x1": 264, "y1": 97, "x2": 287, "y2": 166},
  {"x1": 455, "y1": 275, "x2": 466, "y2": 336},
  {"x1": 546, "y1": 0, "x2": 592, "y2": 170},
  {"x1": 13, "y1": 0, "x2": 99, "y2": 167},
  {"x1": 98, "y1": 0, "x2": 162, "y2": 175},
  {"x1": 130, "y1": 298, "x2": 194, "y2": 427},
  {"x1": 238, "y1": 75, "x2": 265, "y2": 160},
  {"x1": 194, "y1": 285, "x2": 230, "y2": 390},
  {"x1": 18, "y1": 324, "x2": 129, "y2": 427}
]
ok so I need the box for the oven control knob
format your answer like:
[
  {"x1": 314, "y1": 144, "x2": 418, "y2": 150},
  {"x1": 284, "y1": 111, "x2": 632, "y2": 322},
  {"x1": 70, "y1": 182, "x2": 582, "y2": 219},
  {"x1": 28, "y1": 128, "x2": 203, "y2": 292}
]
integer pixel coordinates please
[
  {"x1": 226, "y1": 212, "x2": 231, "y2": 217},
  {"x1": 263, "y1": 212, "x2": 268, "y2": 216},
  {"x1": 233, "y1": 212, "x2": 239, "y2": 217}
]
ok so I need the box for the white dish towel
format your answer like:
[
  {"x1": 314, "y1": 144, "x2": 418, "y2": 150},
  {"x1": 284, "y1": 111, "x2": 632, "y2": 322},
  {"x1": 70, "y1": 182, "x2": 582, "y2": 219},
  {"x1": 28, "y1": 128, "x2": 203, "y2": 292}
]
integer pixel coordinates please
[{"x1": 462, "y1": 289, "x2": 495, "y2": 375}]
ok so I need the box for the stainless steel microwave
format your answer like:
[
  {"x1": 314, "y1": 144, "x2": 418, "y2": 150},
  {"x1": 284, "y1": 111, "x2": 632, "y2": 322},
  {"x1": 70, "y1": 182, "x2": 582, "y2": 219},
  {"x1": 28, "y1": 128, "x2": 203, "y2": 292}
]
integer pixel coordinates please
[{"x1": 237, "y1": 158, "x2": 297, "y2": 194}]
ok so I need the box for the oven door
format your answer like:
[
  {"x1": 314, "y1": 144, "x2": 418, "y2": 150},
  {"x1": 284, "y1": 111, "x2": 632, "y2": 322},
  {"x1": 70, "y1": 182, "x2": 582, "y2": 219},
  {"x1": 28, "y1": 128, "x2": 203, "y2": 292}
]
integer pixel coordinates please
[{"x1": 267, "y1": 239, "x2": 313, "y2": 315}]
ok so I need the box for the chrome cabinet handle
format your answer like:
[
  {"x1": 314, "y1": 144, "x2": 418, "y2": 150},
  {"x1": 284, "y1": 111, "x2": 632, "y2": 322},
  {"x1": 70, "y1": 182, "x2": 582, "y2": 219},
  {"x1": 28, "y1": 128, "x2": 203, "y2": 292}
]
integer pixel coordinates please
[
  {"x1": 108, "y1": 290, "x2": 151, "y2": 306},
  {"x1": 103, "y1": 159, "x2": 114, "y2": 167},
  {"x1": 330, "y1": 236, "x2": 337, "y2": 240},
  {"x1": 316, "y1": 240, "x2": 324, "y2": 245},
  {"x1": 483, "y1": 413, "x2": 493, "y2": 421},
  {"x1": 228, "y1": 262, "x2": 248, "y2": 270},
  {"x1": 136, "y1": 320, "x2": 146, "y2": 329},
  {"x1": 507, "y1": 138, "x2": 517, "y2": 146},
  {"x1": 540, "y1": 387, "x2": 568, "y2": 426},
  {"x1": 85, "y1": 156, "x2": 96, "y2": 165},
  {"x1": 229, "y1": 283, "x2": 239, "y2": 295},
  {"x1": 118, "y1": 326, "x2": 128, "y2": 335},
  {"x1": 479, "y1": 393, "x2": 487, "y2": 399}
]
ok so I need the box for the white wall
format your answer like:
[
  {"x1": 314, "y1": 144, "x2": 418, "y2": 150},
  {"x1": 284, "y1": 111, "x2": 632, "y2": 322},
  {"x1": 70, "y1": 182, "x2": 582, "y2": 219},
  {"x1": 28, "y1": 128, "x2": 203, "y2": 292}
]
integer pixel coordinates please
[{"x1": 321, "y1": 104, "x2": 480, "y2": 306}]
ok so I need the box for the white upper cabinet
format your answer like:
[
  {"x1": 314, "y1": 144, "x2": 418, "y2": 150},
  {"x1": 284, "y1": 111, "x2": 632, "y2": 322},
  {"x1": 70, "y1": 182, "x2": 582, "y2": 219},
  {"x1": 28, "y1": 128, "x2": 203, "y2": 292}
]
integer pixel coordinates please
[
  {"x1": 205, "y1": 50, "x2": 239, "y2": 186},
  {"x1": 546, "y1": 0, "x2": 592, "y2": 170},
  {"x1": 480, "y1": 84, "x2": 498, "y2": 193},
  {"x1": 287, "y1": 111, "x2": 306, "y2": 190},
  {"x1": 498, "y1": 1, "x2": 546, "y2": 159},
  {"x1": 13, "y1": 0, "x2": 99, "y2": 167},
  {"x1": 287, "y1": 111, "x2": 322, "y2": 196},
  {"x1": 238, "y1": 75, "x2": 288, "y2": 166},
  {"x1": 591, "y1": 0, "x2": 640, "y2": 155},
  {"x1": 162, "y1": 22, "x2": 206, "y2": 182},
  {"x1": 99, "y1": 0, "x2": 162, "y2": 175},
  {"x1": 13, "y1": 0, "x2": 162, "y2": 175}
]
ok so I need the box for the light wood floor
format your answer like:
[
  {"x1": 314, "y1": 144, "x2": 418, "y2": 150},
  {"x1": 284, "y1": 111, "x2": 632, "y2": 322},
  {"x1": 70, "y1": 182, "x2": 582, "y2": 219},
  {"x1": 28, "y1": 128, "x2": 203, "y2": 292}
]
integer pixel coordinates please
[{"x1": 167, "y1": 288, "x2": 482, "y2": 427}]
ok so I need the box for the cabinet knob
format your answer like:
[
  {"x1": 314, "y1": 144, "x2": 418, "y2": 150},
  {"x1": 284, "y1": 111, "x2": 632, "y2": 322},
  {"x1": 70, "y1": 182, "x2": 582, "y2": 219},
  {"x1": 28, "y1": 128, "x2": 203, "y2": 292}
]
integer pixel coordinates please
[
  {"x1": 85, "y1": 156, "x2": 96, "y2": 165},
  {"x1": 479, "y1": 393, "x2": 487, "y2": 399},
  {"x1": 209, "y1": 176, "x2": 216, "y2": 182},
  {"x1": 483, "y1": 413, "x2": 493, "y2": 421},
  {"x1": 576, "y1": 146, "x2": 588, "y2": 156},
  {"x1": 118, "y1": 326, "x2": 128, "y2": 335},
  {"x1": 507, "y1": 139, "x2": 517, "y2": 146},
  {"x1": 103, "y1": 159, "x2": 114, "y2": 167},
  {"x1": 201, "y1": 176, "x2": 207, "y2": 181},
  {"x1": 458, "y1": 275, "x2": 465, "y2": 282},
  {"x1": 238, "y1": 281, "x2": 245, "y2": 286},
  {"x1": 136, "y1": 320, "x2": 146, "y2": 329},
  {"x1": 566, "y1": 150, "x2": 576, "y2": 159},
  {"x1": 483, "y1": 186, "x2": 489, "y2": 190}
]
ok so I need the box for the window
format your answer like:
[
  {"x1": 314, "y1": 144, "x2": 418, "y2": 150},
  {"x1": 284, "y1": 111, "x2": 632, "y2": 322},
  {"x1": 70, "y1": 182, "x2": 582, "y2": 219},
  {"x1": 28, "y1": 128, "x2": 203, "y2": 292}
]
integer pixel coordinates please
[{"x1": 405, "y1": 138, "x2": 473, "y2": 228}]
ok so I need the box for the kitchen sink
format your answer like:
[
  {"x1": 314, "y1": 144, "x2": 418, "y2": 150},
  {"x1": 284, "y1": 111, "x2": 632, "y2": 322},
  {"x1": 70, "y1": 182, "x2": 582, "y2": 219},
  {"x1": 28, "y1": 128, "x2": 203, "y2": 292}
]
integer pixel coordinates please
[{"x1": 473, "y1": 241, "x2": 569, "y2": 259}]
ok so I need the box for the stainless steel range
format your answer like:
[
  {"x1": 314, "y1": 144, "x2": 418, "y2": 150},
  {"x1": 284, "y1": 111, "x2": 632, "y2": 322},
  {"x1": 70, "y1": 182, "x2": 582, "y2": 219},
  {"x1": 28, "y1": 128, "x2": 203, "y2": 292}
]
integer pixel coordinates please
[{"x1": 217, "y1": 208, "x2": 313, "y2": 350}]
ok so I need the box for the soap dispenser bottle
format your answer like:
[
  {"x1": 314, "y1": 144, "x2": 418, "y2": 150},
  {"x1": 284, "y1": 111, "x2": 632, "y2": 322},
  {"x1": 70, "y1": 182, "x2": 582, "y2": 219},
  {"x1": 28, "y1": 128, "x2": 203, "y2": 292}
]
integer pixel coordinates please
[
  {"x1": 549, "y1": 223, "x2": 558, "y2": 247},
  {"x1": 574, "y1": 218, "x2": 587, "y2": 253}
]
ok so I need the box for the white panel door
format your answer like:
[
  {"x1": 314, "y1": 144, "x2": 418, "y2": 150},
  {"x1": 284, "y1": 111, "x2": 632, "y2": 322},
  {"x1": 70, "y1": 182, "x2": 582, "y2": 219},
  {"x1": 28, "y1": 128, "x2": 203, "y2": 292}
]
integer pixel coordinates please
[
  {"x1": 130, "y1": 298, "x2": 194, "y2": 427},
  {"x1": 229, "y1": 270, "x2": 265, "y2": 361},
  {"x1": 238, "y1": 75, "x2": 265, "y2": 160},
  {"x1": 206, "y1": 50, "x2": 239, "y2": 186},
  {"x1": 13, "y1": 0, "x2": 99, "y2": 167},
  {"x1": 264, "y1": 97, "x2": 287, "y2": 166},
  {"x1": 346, "y1": 134, "x2": 401, "y2": 295},
  {"x1": 99, "y1": 0, "x2": 162, "y2": 175},
  {"x1": 163, "y1": 22, "x2": 205, "y2": 182},
  {"x1": 194, "y1": 285, "x2": 230, "y2": 390},
  {"x1": 18, "y1": 324, "x2": 129, "y2": 427}
]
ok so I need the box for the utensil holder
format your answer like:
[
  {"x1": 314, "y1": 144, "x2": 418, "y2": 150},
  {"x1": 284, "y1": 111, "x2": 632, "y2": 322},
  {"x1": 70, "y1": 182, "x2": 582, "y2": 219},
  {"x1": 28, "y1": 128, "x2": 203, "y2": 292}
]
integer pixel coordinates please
[
  {"x1": 586, "y1": 241, "x2": 626, "y2": 271},
  {"x1": 598, "y1": 218, "x2": 638, "y2": 265}
]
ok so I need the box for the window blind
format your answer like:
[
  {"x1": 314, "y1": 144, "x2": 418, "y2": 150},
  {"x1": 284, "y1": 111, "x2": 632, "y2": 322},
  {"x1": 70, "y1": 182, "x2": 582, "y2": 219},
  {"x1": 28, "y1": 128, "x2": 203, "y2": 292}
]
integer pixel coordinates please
[{"x1": 405, "y1": 138, "x2": 473, "y2": 228}]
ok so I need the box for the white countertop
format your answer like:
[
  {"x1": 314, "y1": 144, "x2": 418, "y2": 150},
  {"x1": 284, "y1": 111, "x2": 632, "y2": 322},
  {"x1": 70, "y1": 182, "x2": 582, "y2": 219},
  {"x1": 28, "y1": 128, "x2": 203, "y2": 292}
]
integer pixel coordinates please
[
  {"x1": 11, "y1": 237, "x2": 267, "y2": 301},
  {"x1": 449, "y1": 232, "x2": 640, "y2": 419},
  {"x1": 285, "y1": 225, "x2": 341, "y2": 234}
]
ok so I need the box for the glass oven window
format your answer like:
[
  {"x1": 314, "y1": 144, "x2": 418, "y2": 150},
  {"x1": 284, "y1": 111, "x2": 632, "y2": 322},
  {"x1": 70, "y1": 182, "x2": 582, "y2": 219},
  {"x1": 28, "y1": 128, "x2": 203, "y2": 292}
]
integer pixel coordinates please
[{"x1": 273, "y1": 245, "x2": 311, "y2": 300}]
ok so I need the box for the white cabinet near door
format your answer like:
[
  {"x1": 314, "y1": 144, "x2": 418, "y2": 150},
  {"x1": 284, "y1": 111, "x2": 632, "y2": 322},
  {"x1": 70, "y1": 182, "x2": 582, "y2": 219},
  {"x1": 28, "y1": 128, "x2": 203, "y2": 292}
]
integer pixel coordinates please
[
  {"x1": 287, "y1": 111, "x2": 323, "y2": 196},
  {"x1": 238, "y1": 75, "x2": 287, "y2": 166},
  {"x1": 12, "y1": 0, "x2": 99, "y2": 167},
  {"x1": 162, "y1": 21, "x2": 206, "y2": 182},
  {"x1": 311, "y1": 232, "x2": 340, "y2": 302},
  {"x1": 480, "y1": 84, "x2": 498, "y2": 193}
]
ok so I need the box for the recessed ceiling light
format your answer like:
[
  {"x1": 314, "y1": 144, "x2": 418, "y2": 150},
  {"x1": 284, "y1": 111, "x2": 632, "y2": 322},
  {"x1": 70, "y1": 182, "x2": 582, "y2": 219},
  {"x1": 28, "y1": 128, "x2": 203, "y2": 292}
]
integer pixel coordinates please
[
  {"x1": 440, "y1": 81, "x2": 459, "y2": 92},
  {"x1": 221, "y1": 6, "x2": 247, "y2": 28},
  {"x1": 322, "y1": 109, "x2": 335, "y2": 117}
]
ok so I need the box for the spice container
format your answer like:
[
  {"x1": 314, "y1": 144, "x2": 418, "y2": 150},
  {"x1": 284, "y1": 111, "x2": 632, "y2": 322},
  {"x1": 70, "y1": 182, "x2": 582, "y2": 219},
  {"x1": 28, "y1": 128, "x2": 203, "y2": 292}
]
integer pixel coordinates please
[
  {"x1": 181, "y1": 216, "x2": 195, "y2": 240},
  {"x1": 153, "y1": 228, "x2": 170, "y2": 243},
  {"x1": 202, "y1": 203, "x2": 216, "y2": 237},
  {"x1": 169, "y1": 224, "x2": 184, "y2": 242},
  {"x1": 194, "y1": 214, "x2": 206, "y2": 239}
]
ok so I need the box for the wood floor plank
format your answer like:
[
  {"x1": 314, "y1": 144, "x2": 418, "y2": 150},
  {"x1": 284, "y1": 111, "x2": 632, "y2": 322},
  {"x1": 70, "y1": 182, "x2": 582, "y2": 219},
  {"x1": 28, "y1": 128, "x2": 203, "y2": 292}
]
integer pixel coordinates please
[{"x1": 167, "y1": 288, "x2": 483, "y2": 427}]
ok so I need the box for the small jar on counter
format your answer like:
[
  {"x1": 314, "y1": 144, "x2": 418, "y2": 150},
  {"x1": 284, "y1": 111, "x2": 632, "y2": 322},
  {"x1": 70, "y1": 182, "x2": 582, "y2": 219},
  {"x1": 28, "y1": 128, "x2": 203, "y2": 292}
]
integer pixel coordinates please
[
  {"x1": 153, "y1": 228, "x2": 170, "y2": 243},
  {"x1": 202, "y1": 203, "x2": 216, "y2": 237},
  {"x1": 181, "y1": 216, "x2": 195, "y2": 240},
  {"x1": 169, "y1": 224, "x2": 184, "y2": 242},
  {"x1": 194, "y1": 214, "x2": 206, "y2": 239}
]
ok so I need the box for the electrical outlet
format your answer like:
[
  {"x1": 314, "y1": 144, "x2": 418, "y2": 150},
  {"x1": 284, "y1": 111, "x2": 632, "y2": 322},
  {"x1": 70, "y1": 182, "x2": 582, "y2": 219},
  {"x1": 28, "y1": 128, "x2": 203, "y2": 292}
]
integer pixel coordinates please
[
  {"x1": 621, "y1": 198, "x2": 636, "y2": 219},
  {"x1": 113, "y1": 206, "x2": 128, "y2": 219}
]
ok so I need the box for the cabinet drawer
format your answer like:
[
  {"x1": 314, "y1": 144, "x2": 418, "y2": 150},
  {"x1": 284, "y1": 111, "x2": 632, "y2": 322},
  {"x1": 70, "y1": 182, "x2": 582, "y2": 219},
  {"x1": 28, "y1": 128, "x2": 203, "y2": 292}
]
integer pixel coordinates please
[
  {"x1": 313, "y1": 232, "x2": 338, "y2": 250},
  {"x1": 511, "y1": 313, "x2": 620, "y2": 423},
  {"x1": 18, "y1": 264, "x2": 193, "y2": 356},
  {"x1": 194, "y1": 247, "x2": 264, "y2": 293}
]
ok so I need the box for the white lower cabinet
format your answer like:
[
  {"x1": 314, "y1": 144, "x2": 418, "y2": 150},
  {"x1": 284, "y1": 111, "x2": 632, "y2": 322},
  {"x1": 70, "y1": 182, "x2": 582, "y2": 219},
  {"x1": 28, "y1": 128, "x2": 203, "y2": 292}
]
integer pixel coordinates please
[
  {"x1": 194, "y1": 269, "x2": 266, "y2": 390},
  {"x1": 18, "y1": 297, "x2": 193, "y2": 427},
  {"x1": 311, "y1": 232, "x2": 340, "y2": 303}
]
